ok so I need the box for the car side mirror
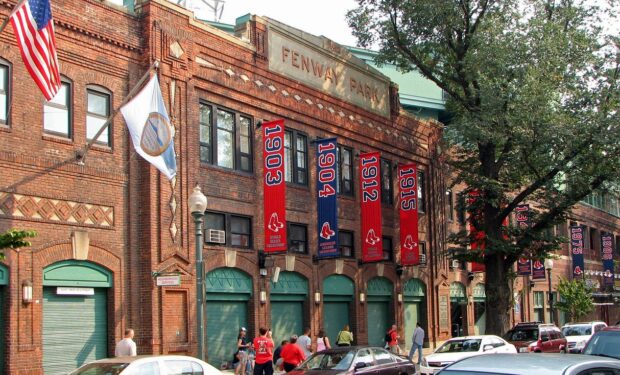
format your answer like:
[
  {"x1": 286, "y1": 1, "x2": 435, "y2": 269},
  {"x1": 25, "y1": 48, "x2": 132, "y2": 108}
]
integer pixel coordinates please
[
  {"x1": 541, "y1": 336, "x2": 549, "y2": 342},
  {"x1": 483, "y1": 345, "x2": 494, "y2": 352},
  {"x1": 354, "y1": 362, "x2": 368, "y2": 371}
]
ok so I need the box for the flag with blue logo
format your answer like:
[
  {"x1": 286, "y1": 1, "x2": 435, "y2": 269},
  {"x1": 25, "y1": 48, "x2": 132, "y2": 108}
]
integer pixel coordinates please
[{"x1": 120, "y1": 75, "x2": 177, "y2": 180}]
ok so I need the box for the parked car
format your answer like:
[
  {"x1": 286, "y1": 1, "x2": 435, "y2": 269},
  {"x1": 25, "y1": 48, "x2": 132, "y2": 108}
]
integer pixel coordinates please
[
  {"x1": 438, "y1": 353, "x2": 620, "y2": 375},
  {"x1": 68, "y1": 355, "x2": 222, "y2": 375},
  {"x1": 419, "y1": 335, "x2": 516, "y2": 375},
  {"x1": 582, "y1": 326, "x2": 620, "y2": 360},
  {"x1": 561, "y1": 321, "x2": 607, "y2": 353},
  {"x1": 503, "y1": 321, "x2": 567, "y2": 353},
  {"x1": 289, "y1": 346, "x2": 415, "y2": 375}
]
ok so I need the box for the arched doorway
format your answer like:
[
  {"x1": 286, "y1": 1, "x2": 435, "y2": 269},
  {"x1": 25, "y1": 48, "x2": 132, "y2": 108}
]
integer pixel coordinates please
[
  {"x1": 270, "y1": 271, "x2": 308, "y2": 345},
  {"x1": 403, "y1": 278, "x2": 427, "y2": 351},
  {"x1": 0, "y1": 264, "x2": 7, "y2": 373},
  {"x1": 42, "y1": 260, "x2": 112, "y2": 374},
  {"x1": 450, "y1": 282, "x2": 467, "y2": 337},
  {"x1": 367, "y1": 277, "x2": 394, "y2": 346},
  {"x1": 322, "y1": 275, "x2": 354, "y2": 345},
  {"x1": 473, "y1": 283, "x2": 486, "y2": 335},
  {"x1": 205, "y1": 268, "x2": 252, "y2": 368}
]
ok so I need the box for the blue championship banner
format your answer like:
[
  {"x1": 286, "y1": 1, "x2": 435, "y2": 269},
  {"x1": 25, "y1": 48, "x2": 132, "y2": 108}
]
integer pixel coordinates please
[
  {"x1": 601, "y1": 232, "x2": 615, "y2": 287},
  {"x1": 570, "y1": 225, "x2": 585, "y2": 278},
  {"x1": 515, "y1": 204, "x2": 532, "y2": 275},
  {"x1": 316, "y1": 138, "x2": 339, "y2": 258}
]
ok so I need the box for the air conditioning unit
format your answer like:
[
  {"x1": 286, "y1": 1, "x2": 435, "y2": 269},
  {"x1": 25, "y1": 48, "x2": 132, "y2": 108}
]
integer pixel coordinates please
[
  {"x1": 450, "y1": 260, "x2": 460, "y2": 269},
  {"x1": 419, "y1": 254, "x2": 427, "y2": 266},
  {"x1": 207, "y1": 229, "x2": 226, "y2": 244}
]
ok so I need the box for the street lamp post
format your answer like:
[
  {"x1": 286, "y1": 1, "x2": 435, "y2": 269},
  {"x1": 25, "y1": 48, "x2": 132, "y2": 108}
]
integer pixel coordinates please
[
  {"x1": 544, "y1": 258, "x2": 554, "y2": 325},
  {"x1": 189, "y1": 185, "x2": 208, "y2": 361}
]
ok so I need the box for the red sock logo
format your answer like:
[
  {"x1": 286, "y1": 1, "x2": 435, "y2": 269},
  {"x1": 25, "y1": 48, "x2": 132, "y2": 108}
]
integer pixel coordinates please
[
  {"x1": 365, "y1": 229, "x2": 380, "y2": 245},
  {"x1": 268, "y1": 212, "x2": 284, "y2": 233},
  {"x1": 320, "y1": 222, "x2": 335, "y2": 240}
]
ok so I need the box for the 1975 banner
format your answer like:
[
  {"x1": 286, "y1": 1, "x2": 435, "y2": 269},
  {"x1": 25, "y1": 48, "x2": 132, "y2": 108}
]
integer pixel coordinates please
[
  {"x1": 570, "y1": 225, "x2": 585, "y2": 278},
  {"x1": 263, "y1": 120, "x2": 287, "y2": 252},
  {"x1": 398, "y1": 163, "x2": 419, "y2": 265},
  {"x1": 360, "y1": 152, "x2": 383, "y2": 262},
  {"x1": 316, "y1": 138, "x2": 339, "y2": 258},
  {"x1": 516, "y1": 204, "x2": 532, "y2": 276}
]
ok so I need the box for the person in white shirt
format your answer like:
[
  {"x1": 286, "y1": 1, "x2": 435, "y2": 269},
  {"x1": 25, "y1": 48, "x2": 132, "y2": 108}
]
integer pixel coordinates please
[
  {"x1": 296, "y1": 327, "x2": 312, "y2": 358},
  {"x1": 115, "y1": 328, "x2": 137, "y2": 357}
]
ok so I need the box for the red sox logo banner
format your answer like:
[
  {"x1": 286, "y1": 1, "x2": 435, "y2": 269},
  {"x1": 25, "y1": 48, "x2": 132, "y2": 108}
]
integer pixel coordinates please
[
  {"x1": 600, "y1": 232, "x2": 614, "y2": 286},
  {"x1": 570, "y1": 225, "x2": 585, "y2": 278},
  {"x1": 398, "y1": 164, "x2": 419, "y2": 266},
  {"x1": 316, "y1": 138, "x2": 339, "y2": 258},
  {"x1": 468, "y1": 191, "x2": 485, "y2": 273},
  {"x1": 263, "y1": 120, "x2": 287, "y2": 252},
  {"x1": 360, "y1": 152, "x2": 383, "y2": 262},
  {"x1": 515, "y1": 204, "x2": 532, "y2": 276},
  {"x1": 532, "y1": 259, "x2": 546, "y2": 280}
]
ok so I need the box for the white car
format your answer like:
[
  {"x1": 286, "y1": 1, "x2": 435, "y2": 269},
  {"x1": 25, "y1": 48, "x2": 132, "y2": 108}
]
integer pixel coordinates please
[
  {"x1": 419, "y1": 335, "x2": 516, "y2": 375},
  {"x1": 561, "y1": 321, "x2": 607, "y2": 353},
  {"x1": 68, "y1": 355, "x2": 223, "y2": 375}
]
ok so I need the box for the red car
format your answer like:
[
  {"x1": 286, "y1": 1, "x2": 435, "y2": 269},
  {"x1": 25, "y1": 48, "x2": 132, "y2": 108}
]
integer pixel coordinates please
[{"x1": 503, "y1": 322, "x2": 567, "y2": 353}]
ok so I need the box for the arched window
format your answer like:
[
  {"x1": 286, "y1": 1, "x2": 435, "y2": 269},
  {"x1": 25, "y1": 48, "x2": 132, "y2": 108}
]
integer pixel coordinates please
[{"x1": 44, "y1": 76, "x2": 72, "y2": 138}]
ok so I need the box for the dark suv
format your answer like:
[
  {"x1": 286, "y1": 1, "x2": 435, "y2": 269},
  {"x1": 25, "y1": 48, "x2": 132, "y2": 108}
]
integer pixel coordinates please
[
  {"x1": 503, "y1": 322, "x2": 567, "y2": 353},
  {"x1": 582, "y1": 326, "x2": 620, "y2": 359}
]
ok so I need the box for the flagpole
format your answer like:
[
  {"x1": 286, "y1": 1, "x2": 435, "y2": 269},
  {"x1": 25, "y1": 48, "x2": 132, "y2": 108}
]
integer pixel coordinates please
[
  {"x1": 76, "y1": 60, "x2": 160, "y2": 163},
  {"x1": 0, "y1": 0, "x2": 27, "y2": 35}
]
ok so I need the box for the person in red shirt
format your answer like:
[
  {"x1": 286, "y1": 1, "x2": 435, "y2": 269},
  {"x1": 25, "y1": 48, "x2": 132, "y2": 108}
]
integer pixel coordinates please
[
  {"x1": 280, "y1": 335, "x2": 306, "y2": 372},
  {"x1": 253, "y1": 327, "x2": 275, "y2": 375},
  {"x1": 387, "y1": 324, "x2": 400, "y2": 354}
]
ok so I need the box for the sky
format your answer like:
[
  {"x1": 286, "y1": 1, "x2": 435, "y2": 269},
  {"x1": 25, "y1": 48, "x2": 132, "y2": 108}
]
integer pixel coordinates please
[{"x1": 188, "y1": 0, "x2": 360, "y2": 46}]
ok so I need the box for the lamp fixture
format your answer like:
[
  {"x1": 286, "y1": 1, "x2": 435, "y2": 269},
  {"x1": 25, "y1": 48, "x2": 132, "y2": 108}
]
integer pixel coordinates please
[
  {"x1": 260, "y1": 290, "x2": 267, "y2": 304},
  {"x1": 314, "y1": 292, "x2": 321, "y2": 304},
  {"x1": 544, "y1": 258, "x2": 554, "y2": 270},
  {"x1": 359, "y1": 292, "x2": 365, "y2": 303},
  {"x1": 397, "y1": 293, "x2": 403, "y2": 303},
  {"x1": 22, "y1": 280, "x2": 33, "y2": 304}
]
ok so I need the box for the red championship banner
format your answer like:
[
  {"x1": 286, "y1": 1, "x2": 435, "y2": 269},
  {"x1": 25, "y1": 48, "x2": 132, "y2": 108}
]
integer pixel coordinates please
[
  {"x1": 360, "y1": 152, "x2": 383, "y2": 262},
  {"x1": 263, "y1": 120, "x2": 287, "y2": 252},
  {"x1": 468, "y1": 191, "x2": 486, "y2": 272},
  {"x1": 398, "y1": 164, "x2": 419, "y2": 265}
]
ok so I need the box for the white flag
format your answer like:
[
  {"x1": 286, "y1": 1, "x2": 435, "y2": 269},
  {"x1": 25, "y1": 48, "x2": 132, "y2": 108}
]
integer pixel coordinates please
[{"x1": 121, "y1": 75, "x2": 177, "y2": 180}]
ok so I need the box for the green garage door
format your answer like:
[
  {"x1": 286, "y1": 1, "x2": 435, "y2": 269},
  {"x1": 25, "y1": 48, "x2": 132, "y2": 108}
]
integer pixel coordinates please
[
  {"x1": 43, "y1": 288, "x2": 108, "y2": 374},
  {"x1": 323, "y1": 275, "x2": 354, "y2": 345},
  {"x1": 270, "y1": 272, "x2": 308, "y2": 346},
  {"x1": 0, "y1": 264, "x2": 7, "y2": 373},
  {"x1": 206, "y1": 268, "x2": 252, "y2": 369},
  {"x1": 473, "y1": 283, "x2": 486, "y2": 335},
  {"x1": 403, "y1": 278, "x2": 426, "y2": 351},
  {"x1": 42, "y1": 260, "x2": 112, "y2": 375},
  {"x1": 367, "y1": 277, "x2": 393, "y2": 347}
]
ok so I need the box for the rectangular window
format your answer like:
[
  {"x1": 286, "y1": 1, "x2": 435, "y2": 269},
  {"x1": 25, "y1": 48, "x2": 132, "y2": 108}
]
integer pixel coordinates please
[
  {"x1": 198, "y1": 102, "x2": 252, "y2": 172},
  {"x1": 86, "y1": 89, "x2": 111, "y2": 145},
  {"x1": 590, "y1": 227, "x2": 598, "y2": 253},
  {"x1": 382, "y1": 236, "x2": 393, "y2": 261},
  {"x1": 418, "y1": 170, "x2": 426, "y2": 213},
  {"x1": 419, "y1": 242, "x2": 427, "y2": 264},
  {"x1": 204, "y1": 211, "x2": 252, "y2": 249},
  {"x1": 616, "y1": 235, "x2": 620, "y2": 257},
  {"x1": 339, "y1": 230, "x2": 354, "y2": 258},
  {"x1": 533, "y1": 291, "x2": 545, "y2": 323},
  {"x1": 380, "y1": 159, "x2": 393, "y2": 205},
  {"x1": 0, "y1": 63, "x2": 8, "y2": 125},
  {"x1": 288, "y1": 223, "x2": 307, "y2": 254},
  {"x1": 337, "y1": 145, "x2": 354, "y2": 196},
  {"x1": 457, "y1": 193, "x2": 466, "y2": 225},
  {"x1": 284, "y1": 130, "x2": 308, "y2": 185},
  {"x1": 446, "y1": 190, "x2": 454, "y2": 221},
  {"x1": 44, "y1": 81, "x2": 71, "y2": 138}
]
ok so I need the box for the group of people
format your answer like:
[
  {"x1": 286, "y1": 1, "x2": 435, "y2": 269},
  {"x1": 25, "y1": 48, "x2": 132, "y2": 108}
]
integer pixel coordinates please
[{"x1": 385, "y1": 322, "x2": 425, "y2": 364}]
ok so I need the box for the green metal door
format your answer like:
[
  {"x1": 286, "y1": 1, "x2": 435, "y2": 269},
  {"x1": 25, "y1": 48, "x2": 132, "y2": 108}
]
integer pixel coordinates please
[
  {"x1": 271, "y1": 301, "x2": 303, "y2": 345},
  {"x1": 367, "y1": 277, "x2": 393, "y2": 347},
  {"x1": 473, "y1": 283, "x2": 486, "y2": 335},
  {"x1": 270, "y1": 271, "x2": 308, "y2": 346},
  {"x1": 323, "y1": 275, "x2": 354, "y2": 345},
  {"x1": 367, "y1": 302, "x2": 389, "y2": 346},
  {"x1": 205, "y1": 268, "x2": 253, "y2": 369},
  {"x1": 404, "y1": 303, "x2": 420, "y2": 349},
  {"x1": 206, "y1": 301, "x2": 247, "y2": 368},
  {"x1": 403, "y1": 278, "x2": 426, "y2": 351},
  {"x1": 0, "y1": 264, "x2": 6, "y2": 373},
  {"x1": 43, "y1": 288, "x2": 108, "y2": 375}
]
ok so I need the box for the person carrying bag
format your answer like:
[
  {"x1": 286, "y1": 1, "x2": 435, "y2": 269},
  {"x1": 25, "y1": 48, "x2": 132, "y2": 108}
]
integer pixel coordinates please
[{"x1": 336, "y1": 325, "x2": 353, "y2": 347}]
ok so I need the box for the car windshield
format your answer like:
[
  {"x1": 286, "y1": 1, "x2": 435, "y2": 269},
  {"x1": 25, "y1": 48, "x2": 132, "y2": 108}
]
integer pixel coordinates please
[
  {"x1": 582, "y1": 331, "x2": 620, "y2": 359},
  {"x1": 436, "y1": 339, "x2": 482, "y2": 353},
  {"x1": 562, "y1": 325, "x2": 592, "y2": 336},
  {"x1": 298, "y1": 350, "x2": 356, "y2": 371},
  {"x1": 69, "y1": 362, "x2": 129, "y2": 375},
  {"x1": 504, "y1": 328, "x2": 538, "y2": 342}
]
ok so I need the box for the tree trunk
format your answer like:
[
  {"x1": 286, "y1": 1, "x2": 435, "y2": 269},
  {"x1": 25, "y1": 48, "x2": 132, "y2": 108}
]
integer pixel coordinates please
[{"x1": 484, "y1": 253, "x2": 513, "y2": 335}]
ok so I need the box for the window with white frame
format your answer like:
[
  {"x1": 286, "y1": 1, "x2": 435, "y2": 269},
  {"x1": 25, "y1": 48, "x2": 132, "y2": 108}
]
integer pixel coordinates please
[
  {"x1": 44, "y1": 80, "x2": 71, "y2": 138},
  {"x1": 0, "y1": 61, "x2": 9, "y2": 125},
  {"x1": 86, "y1": 88, "x2": 111, "y2": 145}
]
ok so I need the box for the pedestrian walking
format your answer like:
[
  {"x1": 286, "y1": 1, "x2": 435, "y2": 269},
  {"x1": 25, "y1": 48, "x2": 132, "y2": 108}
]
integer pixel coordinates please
[
  {"x1": 335, "y1": 325, "x2": 354, "y2": 346},
  {"x1": 386, "y1": 324, "x2": 400, "y2": 354},
  {"x1": 316, "y1": 329, "x2": 331, "y2": 352},
  {"x1": 253, "y1": 327, "x2": 275, "y2": 375},
  {"x1": 235, "y1": 327, "x2": 251, "y2": 375},
  {"x1": 408, "y1": 322, "x2": 425, "y2": 364},
  {"x1": 273, "y1": 340, "x2": 288, "y2": 372},
  {"x1": 115, "y1": 328, "x2": 137, "y2": 357},
  {"x1": 296, "y1": 327, "x2": 312, "y2": 358},
  {"x1": 281, "y1": 335, "x2": 306, "y2": 372}
]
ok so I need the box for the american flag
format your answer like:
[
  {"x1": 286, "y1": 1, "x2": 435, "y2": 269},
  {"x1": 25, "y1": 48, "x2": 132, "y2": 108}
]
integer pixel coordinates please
[{"x1": 10, "y1": 0, "x2": 61, "y2": 101}]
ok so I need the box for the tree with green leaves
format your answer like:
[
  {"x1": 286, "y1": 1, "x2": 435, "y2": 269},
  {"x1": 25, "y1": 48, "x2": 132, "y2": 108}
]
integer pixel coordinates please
[
  {"x1": 347, "y1": 0, "x2": 620, "y2": 335},
  {"x1": 0, "y1": 229, "x2": 36, "y2": 260},
  {"x1": 555, "y1": 277, "x2": 594, "y2": 322}
]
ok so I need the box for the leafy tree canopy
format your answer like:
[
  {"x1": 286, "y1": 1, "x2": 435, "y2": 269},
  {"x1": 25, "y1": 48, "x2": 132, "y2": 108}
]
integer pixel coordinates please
[
  {"x1": 555, "y1": 277, "x2": 595, "y2": 322},
  {"x1": 0, "y1": 229, "x2": 37, "y2": 260},
  {"x1": 347, "y1": 0, "x2": 619, "y2": 334}
]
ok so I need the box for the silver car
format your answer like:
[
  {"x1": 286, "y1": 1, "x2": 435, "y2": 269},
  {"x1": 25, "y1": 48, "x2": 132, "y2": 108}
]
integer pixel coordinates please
[
  {"x1": 68, "y1": 355, "x2": 223, "y2": 375},
  {"x1": 438, "y1": 353, "x2": 620, "y2": 375}
]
